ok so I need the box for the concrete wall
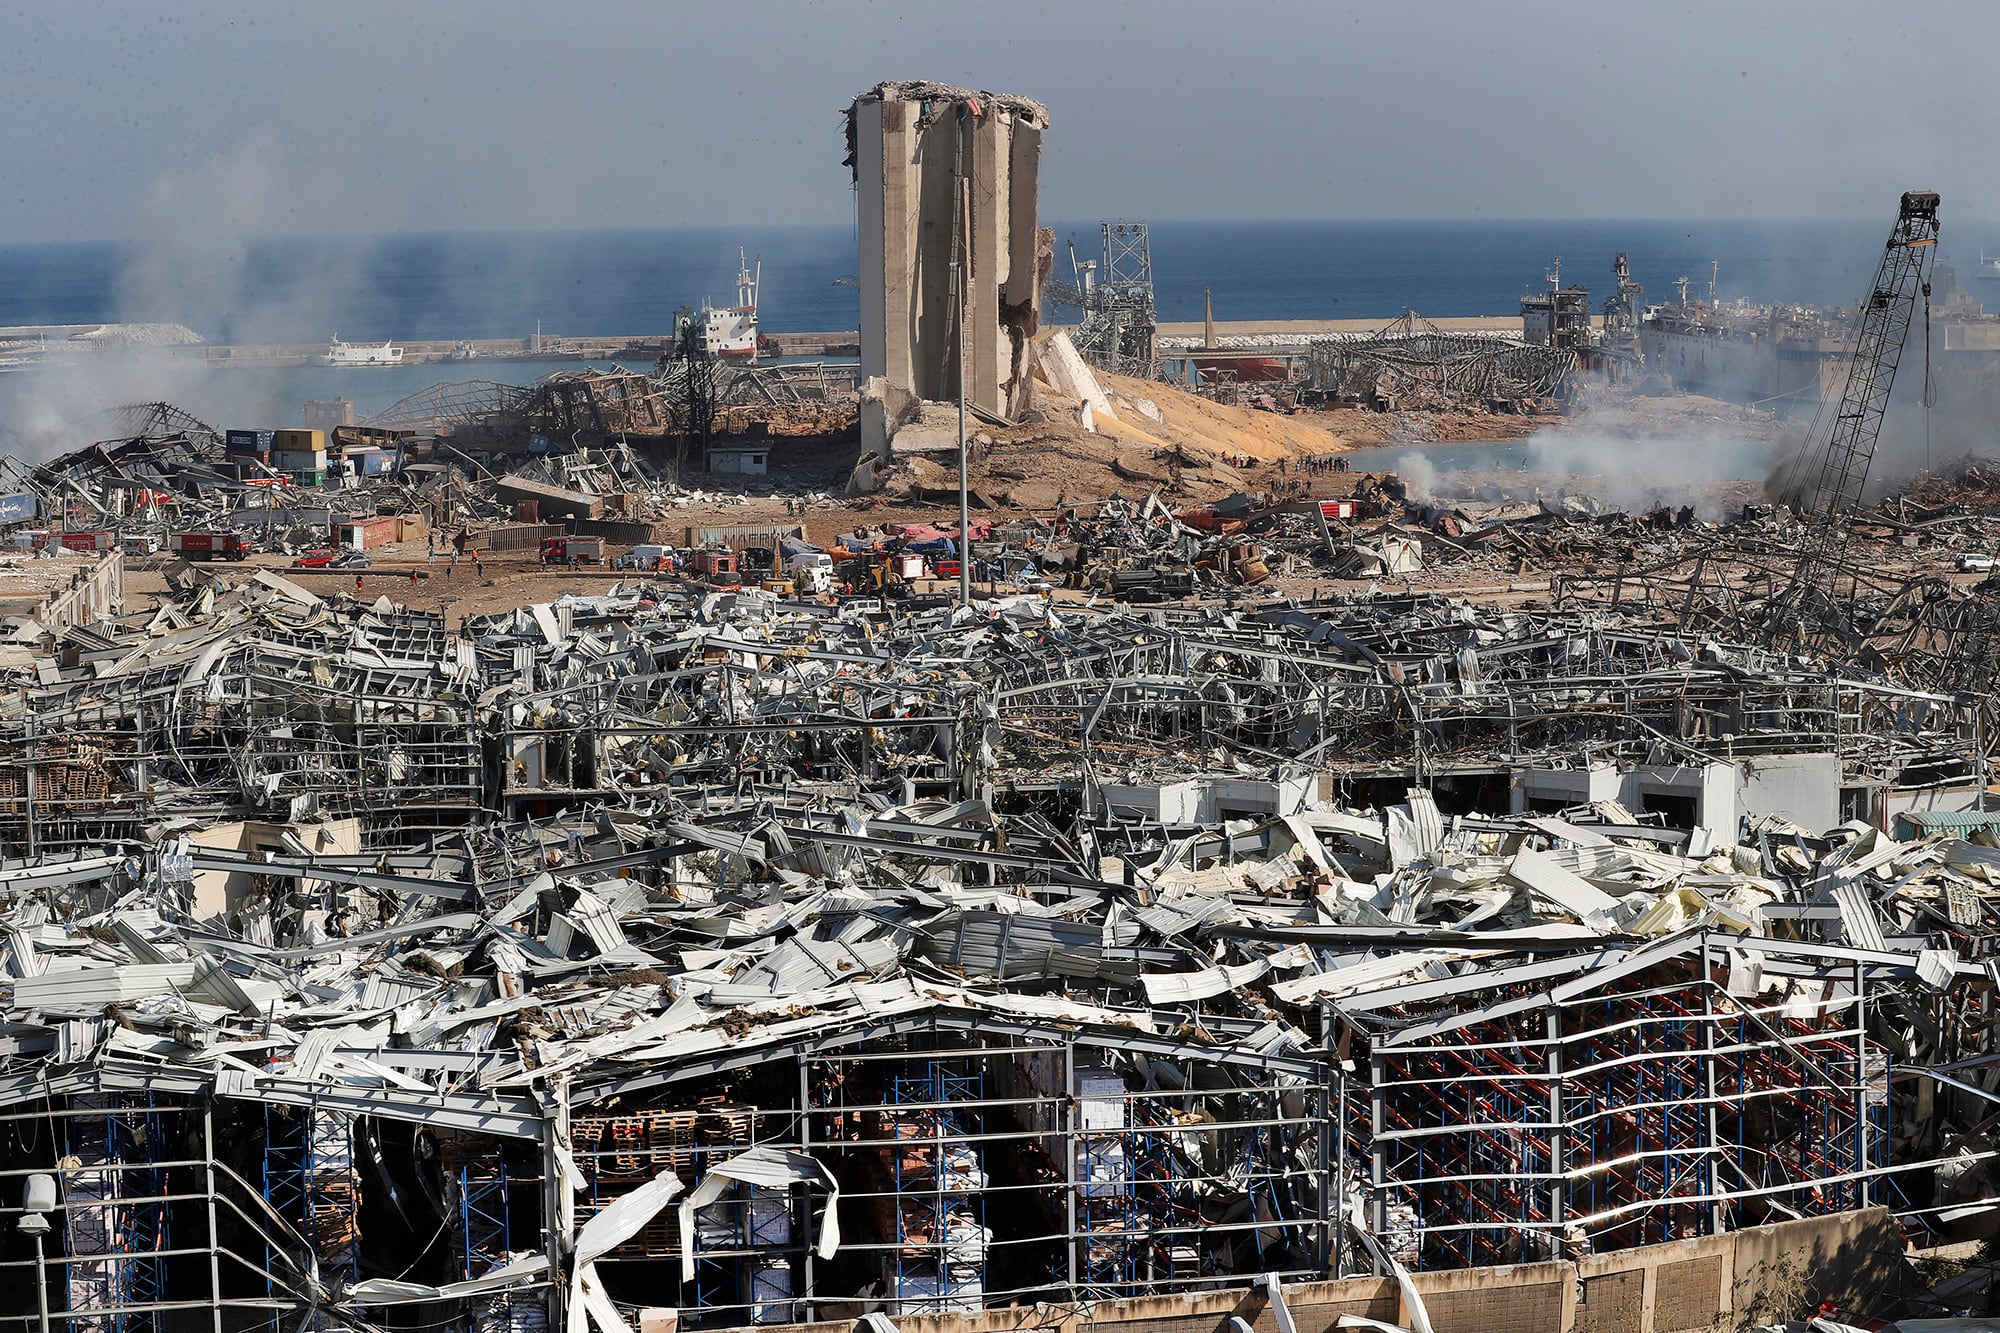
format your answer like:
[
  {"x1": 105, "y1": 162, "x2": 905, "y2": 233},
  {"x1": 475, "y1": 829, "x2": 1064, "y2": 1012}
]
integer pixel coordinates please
[
  {"x1": 1738, "y1": 752, "x2": 1841, "y2": 832},
  {"x1": 1099, "y1": 775, "x2": 1313, "y2": 824},
  {"x1": 1514, "y1": 763, "x2": 1623, "y2": 812},
  {"x1": 189, "y1": 817, "x2": 362, "y2": 917},
  {"x1": 736, "y1": 1209, "x2": 1909, "y2": 1333},
  {"x1": 1514, "y1": 756, "x2": 1843, "y2": 835},
  {"x1": 16, "y1": 549, "x2": 125, "y2": 634}
]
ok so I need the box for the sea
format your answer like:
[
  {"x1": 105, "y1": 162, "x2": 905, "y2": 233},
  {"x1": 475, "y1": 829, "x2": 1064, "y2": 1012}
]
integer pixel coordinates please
[{"x1": 0, "y1": 217, "x2": 1980, "y2": 455}]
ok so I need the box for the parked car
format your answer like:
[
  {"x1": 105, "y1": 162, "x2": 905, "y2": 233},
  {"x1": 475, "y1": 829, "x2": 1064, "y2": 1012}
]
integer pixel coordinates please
[
  {"x1": 1957, "y1": 552, "x2": 1995, "y2": 573},
  {"x1": 291, "y1": 548, "x2": 338, "y2": 568}
]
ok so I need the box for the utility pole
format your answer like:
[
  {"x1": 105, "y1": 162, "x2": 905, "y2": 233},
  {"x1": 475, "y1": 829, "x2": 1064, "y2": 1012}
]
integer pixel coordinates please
[
  {"x1": 953, "y1": 103, "x2": 972, "y2": 607},
  {"x1": 19, "y1": 1173, "x2": 54, "y2": 1333}
]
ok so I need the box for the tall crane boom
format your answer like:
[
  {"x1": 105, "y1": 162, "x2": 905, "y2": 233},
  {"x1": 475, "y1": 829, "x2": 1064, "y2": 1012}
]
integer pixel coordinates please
[
  {"x1": 1777, "y1": 191, "x2": 1939, "y2": 518},
  {"x1": 1767, "y1": 191, "x2": 1938, "y2": 644}
]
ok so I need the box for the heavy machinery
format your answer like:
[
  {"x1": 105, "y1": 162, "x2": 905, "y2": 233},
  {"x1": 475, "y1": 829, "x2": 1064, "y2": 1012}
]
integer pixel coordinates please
[{"x1": 1765, "y1": 190, "x2": 1940, "y2": 648}]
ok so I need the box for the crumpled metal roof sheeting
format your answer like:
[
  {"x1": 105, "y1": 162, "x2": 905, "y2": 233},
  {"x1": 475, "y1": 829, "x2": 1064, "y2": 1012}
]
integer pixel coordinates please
[{"x1": 0, "y1": 547, "x2": 1988, "y2": 1323}]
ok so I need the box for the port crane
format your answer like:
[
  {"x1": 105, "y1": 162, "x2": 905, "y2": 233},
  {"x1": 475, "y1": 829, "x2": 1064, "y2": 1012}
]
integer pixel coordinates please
[{"x1": 1765, "y1": 190, "x2": 1939, "y2": 648}]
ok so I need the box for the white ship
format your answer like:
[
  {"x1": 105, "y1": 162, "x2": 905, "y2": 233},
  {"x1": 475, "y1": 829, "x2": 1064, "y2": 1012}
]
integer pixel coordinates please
[
  {"x1": 697, "y1": 249, "x2": 761, "y2": 361},
  {"x1": 319, "y1": 335, "x2": 404, "y2": 367},
  {"x1": 1977, "y1": 250, "x2": 2000, "y2": 281}
]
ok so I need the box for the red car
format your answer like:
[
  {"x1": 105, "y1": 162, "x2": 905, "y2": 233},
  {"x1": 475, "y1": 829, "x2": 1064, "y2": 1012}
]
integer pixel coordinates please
[
  {"x1": 937, "y1": 559, "x2": 963, "y2": 578},
  {"x1": 291, "y1": 548, "x2": 337, "y2": 568}
]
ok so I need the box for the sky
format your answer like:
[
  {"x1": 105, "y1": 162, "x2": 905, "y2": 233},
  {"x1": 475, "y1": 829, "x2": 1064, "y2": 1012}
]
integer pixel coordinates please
[{"x1": 0, "y1": 0, "x2": 1996, "y2": 243}]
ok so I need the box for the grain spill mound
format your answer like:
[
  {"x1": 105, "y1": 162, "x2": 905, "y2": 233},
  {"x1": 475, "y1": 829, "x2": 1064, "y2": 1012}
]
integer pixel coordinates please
[{"x1": 880, "y1": 360, "x2": 1369, "y2": 511}]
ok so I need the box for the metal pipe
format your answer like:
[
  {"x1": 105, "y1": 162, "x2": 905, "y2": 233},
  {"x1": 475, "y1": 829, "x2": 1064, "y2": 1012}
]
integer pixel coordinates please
[
  {"x1": 204, "y1": 1104, "x2": 223, "y2": 1333},
  {"x1": 30, "y1": 1232, "x2": 47, "y2": 1333},
  {"x1": 953, "y1": 104, "x2": 971, "y2": 609}
]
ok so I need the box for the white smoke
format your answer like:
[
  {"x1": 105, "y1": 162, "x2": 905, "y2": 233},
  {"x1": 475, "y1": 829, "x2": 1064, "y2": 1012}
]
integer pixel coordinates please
[
  {"x1": 1519, "y1": 426, "x2": 1768, "y2": 516},
  {"x1": 0, "y1": 134, "x2": 364, "y2": 465},
  {"x1": 1394, "y1": 451, "x2": 1440, "y2": 502},
  {"x1": 1390, "y1": 417, "x2": 1771, "y2": 520}
]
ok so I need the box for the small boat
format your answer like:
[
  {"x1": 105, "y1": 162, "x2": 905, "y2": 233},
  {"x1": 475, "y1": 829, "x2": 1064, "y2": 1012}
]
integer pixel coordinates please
[
  {"x1": 319, "y1": 335, "x2": 404, "y2": 366},
  {"x1": 444, "y1": 341, "x2": 479, "y2": 362},
  {"x1": 1978, "y1": 251, "x2": 2000, "y2": 281}
]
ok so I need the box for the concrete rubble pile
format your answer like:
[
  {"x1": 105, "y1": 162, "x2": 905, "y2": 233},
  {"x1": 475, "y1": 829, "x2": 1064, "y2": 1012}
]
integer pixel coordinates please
[{"x1": 0, "y1": 561, "x2": 1991, "y2": 1330}]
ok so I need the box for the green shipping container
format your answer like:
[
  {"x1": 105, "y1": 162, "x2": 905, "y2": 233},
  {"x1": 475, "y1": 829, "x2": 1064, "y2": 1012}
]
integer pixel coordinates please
[{"x1": 290, "y1": 470, "x2": 325, "y2": 488}]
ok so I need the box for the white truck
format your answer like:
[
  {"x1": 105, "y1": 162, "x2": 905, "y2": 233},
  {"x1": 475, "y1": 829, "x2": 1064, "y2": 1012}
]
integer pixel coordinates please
[{"x1": 786, "y1": 550, "x2": 835, "y2": 594}]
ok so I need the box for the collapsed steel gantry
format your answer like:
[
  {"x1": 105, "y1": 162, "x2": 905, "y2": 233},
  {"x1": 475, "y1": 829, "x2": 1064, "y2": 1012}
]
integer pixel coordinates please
[{"x1": 1302, "y1": 311, "x2": 1577, "y2": 410}]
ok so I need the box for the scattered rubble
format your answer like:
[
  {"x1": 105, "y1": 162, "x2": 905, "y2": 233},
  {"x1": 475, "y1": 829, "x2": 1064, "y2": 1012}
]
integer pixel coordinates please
[{"x1": 0, "y1": 512, "x2": 1983, "y2": 1329}]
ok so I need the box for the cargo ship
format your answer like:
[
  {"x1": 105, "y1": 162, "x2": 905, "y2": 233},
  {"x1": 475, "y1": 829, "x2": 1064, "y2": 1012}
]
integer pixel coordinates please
[
  {"x1": 696, "y1": 249, "x2": 761, "y2": 361},
  {"x1": 319, "y1": 335, "x2": 404, "y2": 367},
  {"x1": 1977, "y1": 250, "x2": 2000, "y2": 281},
  {"x1": 1638, "y1": 295, "x2": 1842, "y2": 406},
  {"x1": 1635, "y1": 259, "x2": 2000, "y2": 416}
]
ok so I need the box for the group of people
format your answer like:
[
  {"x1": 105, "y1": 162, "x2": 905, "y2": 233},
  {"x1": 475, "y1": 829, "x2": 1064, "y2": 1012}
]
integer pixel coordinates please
[{"x1": 1218, "y1": 452, "x2": 1353, "y2": 475}]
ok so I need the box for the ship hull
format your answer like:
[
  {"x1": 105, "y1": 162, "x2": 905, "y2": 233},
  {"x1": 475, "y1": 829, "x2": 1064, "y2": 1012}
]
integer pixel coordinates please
[{"x1": 1637, "y1": 325, "x2": 1823, "y2": 405}]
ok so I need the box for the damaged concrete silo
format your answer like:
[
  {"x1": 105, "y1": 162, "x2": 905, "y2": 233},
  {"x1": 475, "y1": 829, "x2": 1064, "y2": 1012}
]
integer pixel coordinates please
[{"x1": 845, "y1": 81, "x2": 1049, "y2": 459}]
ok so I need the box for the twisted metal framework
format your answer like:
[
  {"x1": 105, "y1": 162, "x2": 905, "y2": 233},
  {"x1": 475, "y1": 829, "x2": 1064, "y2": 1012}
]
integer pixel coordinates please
[
  {"x1": 80, "y1": 401, "x2": 222, "y2": 445},
  {"x1": 366, "y1": 363, "x2": 858, "y2": 448},
  {"x1": 362, "y1": 379, "x2": 532, "y2": 434},
  {"x1": 1303, "y1": 311, "x2": 1577, "y2": 410}
]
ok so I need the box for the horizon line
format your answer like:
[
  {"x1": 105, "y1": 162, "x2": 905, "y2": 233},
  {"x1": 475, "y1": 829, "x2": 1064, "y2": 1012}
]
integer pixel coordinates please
[{"x1": 4, "y1": 215, "x2": 1991, "y2": 248}]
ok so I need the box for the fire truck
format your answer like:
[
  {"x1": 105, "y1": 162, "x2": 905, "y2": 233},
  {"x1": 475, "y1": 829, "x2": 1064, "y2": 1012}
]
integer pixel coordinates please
[{"x1": 169, "y1": 532, "x2": 253, "y2": 562}]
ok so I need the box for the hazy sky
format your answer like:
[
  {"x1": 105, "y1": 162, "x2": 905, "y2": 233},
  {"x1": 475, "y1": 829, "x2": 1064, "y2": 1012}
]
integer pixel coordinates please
[{"x1": 2, "y1": 0, "x2": 1996, "y2": 243}]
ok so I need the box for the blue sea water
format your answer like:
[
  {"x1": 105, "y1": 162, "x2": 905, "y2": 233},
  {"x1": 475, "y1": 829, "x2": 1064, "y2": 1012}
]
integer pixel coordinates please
[
  {"x1": 0, "y1": 218, "x2": 1984, "y2": 433},
  {"x1": 2, "y1": 217, "x2": 1979, "y2": 344}
]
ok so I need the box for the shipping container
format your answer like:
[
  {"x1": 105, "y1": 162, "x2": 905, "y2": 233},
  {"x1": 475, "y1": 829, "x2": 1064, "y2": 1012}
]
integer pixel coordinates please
[
  {"x1": 225, "y1": 429, "x2": 277, "y2": 452},
  {"x1": 272, "y1": 428, "x2": 326, "y2": 452},
  {"x1": 289, "y1": 470, "x2": 326, "y2": 488},
  {"x1": 332, "y1": 517, "x2": 400, "y2": 549}
]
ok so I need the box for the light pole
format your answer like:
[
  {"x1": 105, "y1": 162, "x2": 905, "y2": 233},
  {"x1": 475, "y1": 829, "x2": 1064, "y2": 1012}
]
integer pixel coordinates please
[{"x1": 19, "y1": 1172, "x2": 55, "y2": 1333}]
